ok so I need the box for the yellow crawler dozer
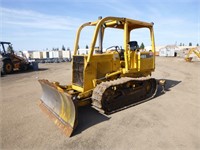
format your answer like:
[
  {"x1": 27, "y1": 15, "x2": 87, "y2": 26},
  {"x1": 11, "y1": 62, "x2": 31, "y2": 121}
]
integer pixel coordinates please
[{"x1": 39, "y1": 16, "x2": 161, "y2": 136}]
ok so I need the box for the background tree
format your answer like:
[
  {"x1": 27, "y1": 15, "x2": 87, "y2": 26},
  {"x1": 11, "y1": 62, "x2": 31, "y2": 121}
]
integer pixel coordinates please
[
  {"x1": 189, "y1": 42, "x2": 192, "y2": 46},
  {"x1": 140, "y1": 42, "x2": 145, "y2": 49},
  {"x1": 86, "y1": 45, "x2": 89, "y2": 49},
  {"x1": 62, "y1": 45, "x2": 66, "y2": 51},
  {"x1": 179, "y1": 43, "x2": 182, "y2": 46},
  {"x1": 197, "y1": 43, "x2": 199, "y2": 46}
]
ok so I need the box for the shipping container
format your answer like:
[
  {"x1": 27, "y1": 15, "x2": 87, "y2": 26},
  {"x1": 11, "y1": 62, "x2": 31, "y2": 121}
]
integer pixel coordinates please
[
  {"x1": 49, "y1": 51, "x2": 63, "y2": 58},
  {"x1": 22, "y1": 51, "x2": 34, "y2": 59},
  {"x1": 43, "y1": 51, "x2": 50, "y2": 59},
  {"x1": 62, "y1": 50, "x2": 71, "y2": 59},
  {"x1": 33, "y1": 51, "x2": 43, "y2": 59}
]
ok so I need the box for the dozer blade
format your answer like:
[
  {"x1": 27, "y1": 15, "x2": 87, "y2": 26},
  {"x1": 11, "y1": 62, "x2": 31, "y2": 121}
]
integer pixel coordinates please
[{"x1": 38, "y1": 79, "x2": 77, "y2": 137}]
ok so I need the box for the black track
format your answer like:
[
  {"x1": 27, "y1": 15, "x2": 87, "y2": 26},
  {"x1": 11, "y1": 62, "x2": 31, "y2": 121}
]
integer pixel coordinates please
[{"x1": 92, "y1": 77, "x2": 157, "y2": 114}]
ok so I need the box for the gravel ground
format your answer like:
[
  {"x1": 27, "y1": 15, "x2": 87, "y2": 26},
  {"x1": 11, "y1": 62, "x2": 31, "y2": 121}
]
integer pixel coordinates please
[{"x1": 1, "y1": 57, "x2": 200, "y2": 150}]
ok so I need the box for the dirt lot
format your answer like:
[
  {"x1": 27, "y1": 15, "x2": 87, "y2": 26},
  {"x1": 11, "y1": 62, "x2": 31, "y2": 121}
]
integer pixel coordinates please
[{"x1": 1, "y1": 57, "x2": 200, "y2": 150}]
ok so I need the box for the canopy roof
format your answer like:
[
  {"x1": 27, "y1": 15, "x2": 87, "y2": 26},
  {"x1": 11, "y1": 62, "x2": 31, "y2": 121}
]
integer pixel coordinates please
[{"x1": 89, "y1": 16, "x2": 153, "y2": 30}]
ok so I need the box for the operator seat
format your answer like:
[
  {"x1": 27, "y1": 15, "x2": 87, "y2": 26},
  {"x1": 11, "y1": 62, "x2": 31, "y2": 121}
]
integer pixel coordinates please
[{"x1": 128, "y1": 41, "x2": 139, "y2": 51}]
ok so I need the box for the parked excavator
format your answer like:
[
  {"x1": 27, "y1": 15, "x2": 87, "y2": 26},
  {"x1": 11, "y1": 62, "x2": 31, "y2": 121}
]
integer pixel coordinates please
[
  {"x1": 39, "y1": 16, "x2": 164, "y2": 137},
  {"x1": 185, "y1": 47, "x2": 200, "y2": 62},
  {"x1": 0, "y1": 41, "x2": 30, "y2": 74}
]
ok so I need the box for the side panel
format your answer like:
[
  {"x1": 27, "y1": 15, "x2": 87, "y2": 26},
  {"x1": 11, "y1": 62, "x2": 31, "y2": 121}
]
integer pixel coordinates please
[
  {"x1": 140, "y1": 52, "x2": 154, "y2": 71},
  {"x1": 84, "y1": 53, "x2": 120, "y2": 91},
  {"x1": 128, "y1": 51, "x2": 154, "y2": 75},
  {"x1": 72, "y1": 53, "x2": 120, "y2": 92}
]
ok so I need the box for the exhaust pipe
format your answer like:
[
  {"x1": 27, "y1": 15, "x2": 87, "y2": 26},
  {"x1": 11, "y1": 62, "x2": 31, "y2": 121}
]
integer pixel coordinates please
[{"x1": 98, "y1": 16, "x2": 103, "y2": 53}]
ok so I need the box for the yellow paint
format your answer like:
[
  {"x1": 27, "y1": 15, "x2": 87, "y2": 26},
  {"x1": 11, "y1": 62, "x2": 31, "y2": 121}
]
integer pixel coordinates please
[
  {"x1": 59, "y1": 93, "x2": 75, "y2": 127},
  {"x1": 70, "y1": 16, "x2": 155, "y2": 93},
  {"x1": 185, "y1": 47, "x2": 200, "y2": 61},
  {"x1": 39, "y1": 17, "x2": 157, "y2": 135}
]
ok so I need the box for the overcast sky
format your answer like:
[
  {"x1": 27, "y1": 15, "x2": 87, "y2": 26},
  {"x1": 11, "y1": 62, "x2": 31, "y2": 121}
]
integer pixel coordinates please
[{"x1": 0, "y1": 0, "x2": 199, "y2": 50}]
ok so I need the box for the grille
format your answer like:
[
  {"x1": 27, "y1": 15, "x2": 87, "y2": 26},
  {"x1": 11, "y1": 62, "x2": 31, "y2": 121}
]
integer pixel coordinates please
[{"x1": 72, "y1": 56, "x2": 84, "y2": 87}]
